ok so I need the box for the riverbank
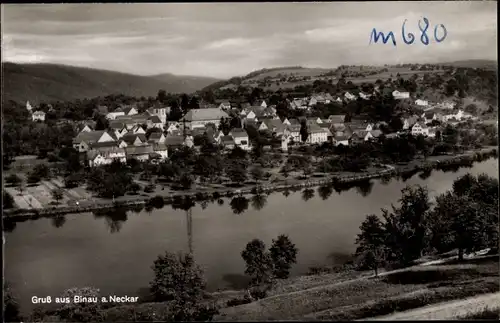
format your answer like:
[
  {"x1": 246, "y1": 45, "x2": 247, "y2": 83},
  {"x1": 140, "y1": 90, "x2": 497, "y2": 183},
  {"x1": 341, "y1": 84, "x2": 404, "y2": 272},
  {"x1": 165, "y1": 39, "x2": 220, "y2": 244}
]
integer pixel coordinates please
[{"x1": 4, "y1": 147, "x2": 497, "y2": 220}]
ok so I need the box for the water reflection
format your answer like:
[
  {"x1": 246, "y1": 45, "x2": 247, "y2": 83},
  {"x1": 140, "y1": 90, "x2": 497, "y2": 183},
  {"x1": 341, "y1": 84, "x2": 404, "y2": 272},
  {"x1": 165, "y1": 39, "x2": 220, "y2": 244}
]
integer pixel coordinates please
[
  {"x1": 380, "y1": 175, "x2": 392, "y2": 185},
  {"x1": 317, "y1": 185, "x2": 333, "y2": 200},
  {"x1": 301, "y1": 188, "x2": 315, "y2": 202},
  {"x1": 51, "y1": 215, "x2": 66, "y2": 228},
  {"x1": 355, "y1": 180, "x2": 373, "y2": 197},
  {"x1": 250, "y1": 194, "x2": 268, "y2": 211},
  {"x1": 200, "y1": 200, "x2": 209, "y2": 210},
  {"x1": 3, "y1": 220, "x2": 16, "y2": 232},
  {"x1": 418, "y1": 169, "x2": 433, "y2": 180},
  {"x1": 93, "y1": 208, "x2": 128, "y2": 233},
  {"x1": 282, "y1": 189, "x2": 290, "y2": 197},
  {"x1": 217, "y1": 198, "x2": 224, "y2": 206},
  {"x1": 230, "y1": 196, "x2": 249, "y2": 215}
]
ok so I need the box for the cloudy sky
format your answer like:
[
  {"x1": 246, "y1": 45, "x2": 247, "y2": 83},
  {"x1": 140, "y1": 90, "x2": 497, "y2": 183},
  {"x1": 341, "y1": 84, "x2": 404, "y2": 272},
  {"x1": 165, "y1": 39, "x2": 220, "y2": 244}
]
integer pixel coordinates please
[{"x1": 2, "y1": 2, "x2": 497, "y2": 78}]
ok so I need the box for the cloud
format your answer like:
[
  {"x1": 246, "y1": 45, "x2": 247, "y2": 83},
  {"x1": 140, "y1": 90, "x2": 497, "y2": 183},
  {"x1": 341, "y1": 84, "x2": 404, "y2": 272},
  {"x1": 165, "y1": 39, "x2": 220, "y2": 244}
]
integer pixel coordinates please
[{"x1": 2, "y1": 2, "x2": 497, "y2": 78}]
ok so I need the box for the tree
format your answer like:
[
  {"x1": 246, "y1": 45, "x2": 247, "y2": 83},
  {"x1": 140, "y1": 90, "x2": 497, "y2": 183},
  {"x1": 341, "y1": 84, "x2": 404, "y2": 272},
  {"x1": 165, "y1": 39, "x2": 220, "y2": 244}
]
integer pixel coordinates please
[
  {"x1": 4, "y1": 282, "x2": 22, "y2": 322},
  {"x1": 230, "y1": 196, "x2": 250, "y2": 214},
  {"x1": 241, "y1": 239, "x2": 274, "y2": 288},
  {"x1": 56, "y1": 287, "x2": 104, "y2": 322},
  {"x1": 250, "y1": 166, "x2": 264, "y2": 184},
  {"x1": 94, "y1": 115, "x2": 109, "y2": 131},
  {"x1": 178, "y1": 173, "x2": 194, "y2": 190},
  {"x1": 157, "y1": 89, "x2": 168, "y2": 103},
  {"x1": 168, "y1": 101, "x2": 183, "y2": 122},
  {"x1": 227, "y1": 161, "x2": 248, "y2": 185},
  {"x1": 5, "y1": 174, "x2": 22, "y2": 187},
  {"x1": 300, "y1": 120, "x2": 309, "y2": 143},
  {"x1": 354, "y1": 215, "x2": 386, "y2": 276},
  {"x1": 382, "y1": 185, "x2": 431, "y2": 266},
  {"x1": 3, "y1": 190, "x2": 15, "y2": 209},
  {"x1": 52, "y1": 188, "x2": 64, "y2": 204},
  {"x1": 150, "y1": 251, "x2": 206, "y2": 301},
  {"x1": 269, "y1": 235, "x2": 298, "y2": 279}
]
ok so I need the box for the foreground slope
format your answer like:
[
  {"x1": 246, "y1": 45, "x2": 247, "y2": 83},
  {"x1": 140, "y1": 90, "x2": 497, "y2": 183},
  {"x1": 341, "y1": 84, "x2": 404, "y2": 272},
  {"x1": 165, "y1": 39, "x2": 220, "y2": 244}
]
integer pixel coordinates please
[{"x1": 2, "y1": 62, "x2": 219, "y2": 104}]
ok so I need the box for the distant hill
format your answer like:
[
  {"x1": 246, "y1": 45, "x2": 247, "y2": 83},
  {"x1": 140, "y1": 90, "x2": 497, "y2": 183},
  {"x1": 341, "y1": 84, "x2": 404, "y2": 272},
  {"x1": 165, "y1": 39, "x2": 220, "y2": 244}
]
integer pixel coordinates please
[
  {"x1": 440, "y1": 60, "x2": 497, "y2": 71},
  {"x1": 2, "y1": 63, "x2": 220, "y2": 104}
]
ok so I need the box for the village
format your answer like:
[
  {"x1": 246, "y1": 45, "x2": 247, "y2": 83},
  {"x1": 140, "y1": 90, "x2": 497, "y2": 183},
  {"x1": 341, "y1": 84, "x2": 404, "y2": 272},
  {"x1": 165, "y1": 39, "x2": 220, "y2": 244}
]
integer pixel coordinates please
[{"x1": 25, "y1": 87, "x2": 479, "y2": 169}]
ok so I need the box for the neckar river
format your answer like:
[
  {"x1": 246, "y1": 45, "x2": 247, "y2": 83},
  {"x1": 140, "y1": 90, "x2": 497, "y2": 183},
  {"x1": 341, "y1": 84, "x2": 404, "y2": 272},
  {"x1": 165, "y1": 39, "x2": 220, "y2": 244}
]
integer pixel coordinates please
[{"x1": 5, "y1": 159, "x2": 498, "y2": 314}]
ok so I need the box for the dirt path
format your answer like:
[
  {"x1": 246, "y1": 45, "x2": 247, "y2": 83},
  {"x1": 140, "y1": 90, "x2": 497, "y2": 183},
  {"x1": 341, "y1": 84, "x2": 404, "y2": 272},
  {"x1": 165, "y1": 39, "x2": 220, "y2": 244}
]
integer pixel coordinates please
[{"x1": 364, "y1": 292, "x2": 500, "y2": 320}]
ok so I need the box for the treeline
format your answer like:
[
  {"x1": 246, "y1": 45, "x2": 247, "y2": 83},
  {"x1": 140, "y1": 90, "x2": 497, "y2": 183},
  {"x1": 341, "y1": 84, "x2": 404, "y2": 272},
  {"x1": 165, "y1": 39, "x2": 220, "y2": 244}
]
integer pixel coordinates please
[{"x1": 355, "y1": 173, "x2": 499, "y2": 274}]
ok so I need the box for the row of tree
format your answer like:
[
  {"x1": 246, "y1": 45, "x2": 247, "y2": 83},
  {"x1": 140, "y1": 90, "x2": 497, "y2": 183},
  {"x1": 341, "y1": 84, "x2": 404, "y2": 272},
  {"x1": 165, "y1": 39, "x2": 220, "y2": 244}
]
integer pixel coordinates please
[{"x1": 355, "y1": 173, "x2": 499, "y2": 275}]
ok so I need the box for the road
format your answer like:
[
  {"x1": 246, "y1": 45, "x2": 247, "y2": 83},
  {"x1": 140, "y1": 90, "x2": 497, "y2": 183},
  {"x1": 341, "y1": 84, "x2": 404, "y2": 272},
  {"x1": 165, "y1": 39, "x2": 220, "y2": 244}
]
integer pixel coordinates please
[{"x1": 364, "y1": 292, "x2": 500, "y2": 320}]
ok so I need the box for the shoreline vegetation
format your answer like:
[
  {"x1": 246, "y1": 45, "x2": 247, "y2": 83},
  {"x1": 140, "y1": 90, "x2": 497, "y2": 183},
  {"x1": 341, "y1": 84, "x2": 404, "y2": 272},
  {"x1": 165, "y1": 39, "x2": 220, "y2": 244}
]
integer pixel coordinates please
[{"x1": 3, "y1": 147, "x2": 497, "y2": 221}]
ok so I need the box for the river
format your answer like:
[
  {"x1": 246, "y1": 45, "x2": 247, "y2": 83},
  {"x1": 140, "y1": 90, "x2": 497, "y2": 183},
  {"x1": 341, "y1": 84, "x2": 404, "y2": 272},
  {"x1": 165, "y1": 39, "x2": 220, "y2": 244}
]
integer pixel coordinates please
[{"x1": 4, "y1": 159, "x2": 498, "y2": 314}]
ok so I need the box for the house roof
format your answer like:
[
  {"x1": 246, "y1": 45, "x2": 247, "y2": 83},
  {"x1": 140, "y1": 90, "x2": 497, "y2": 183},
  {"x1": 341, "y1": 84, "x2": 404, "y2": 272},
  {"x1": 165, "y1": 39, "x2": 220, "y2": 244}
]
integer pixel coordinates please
[
  {"x1": 88, "y1": 141, "x2": 119, "y2": 149},
  {"x1": 153, "y1": 143, "x2": 168, "y2": 151},
  {"x1": 370, "y1": 130, "x2": 383, "y2": 137},
  {"x1": 123, "y1": 106, "x2": 136, "y2": 115},
  {"x1": 182, "y1": 108, "x2": 228, "y2": 122},
  {"x1": 231, "y1": 128, "x2": 248, "y2": 138},
  {"x1": 121, "y1": 133, "x2": 147, "y2": 145},
  {"x1": 96, "y1": 106, "x2": 108, "y2": 114},
  {"x1": 148, "y1": 115, "x2": 162, "y2": 124},
  {"x1": 328, "y1": 115, "x2": 346, "y2": 124},
  {"x1": 73, "y1": 130, "x2": 109, "y2": 144},
  {"x1": 334, "y1": 135, "x2": 349, "y2": 141},
  {"x1": 125, "y1": 145, "x2": 154, "y2": 155},
  {"x1": 33, "y1": 111, "x2": 45, "y2": 115},
  {"x1": 165, "y1": 135, "x2": 185, "y2": 146},
  {"x1": 221, "y1": 135, "x2": 235, "y2": 145},
  {"x1": 109, "y1": 121, "x2": 126, "y2": 130},
  {"x1": 148, "y1": 131, "x2": 164, "y2": 141},
  {"x1": 424, "y1": 112, "x2": 434, "y2": 119}
]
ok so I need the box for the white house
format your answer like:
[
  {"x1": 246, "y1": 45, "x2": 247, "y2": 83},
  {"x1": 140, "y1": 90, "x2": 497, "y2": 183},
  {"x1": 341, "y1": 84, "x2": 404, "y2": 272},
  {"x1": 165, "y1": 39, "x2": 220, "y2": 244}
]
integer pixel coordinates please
[
  {"x1": 392, "y1": 90, "x2": 410, "y2": 99},
  {"x1": 152, "y1": 143, "x2": 169, "y2": 160},
  {"x1": 415, "y1": 99, "x2": 429, "y2": 106},
  {"x1": 359, "y1": 92, "x2": 372, "y2": 100},
  {"x1": 181, "y1": 108, "x2": 229, "y2": 129},
  {"x1": 131, "y1": 125, "x2": 146, "y2": 134},
  {"x1": 307, "y1": 123, "x2": 329, "y2": 144},
  {"x1": 32, "y1": 111, "x2": 46, "y2": 122},
  {"x1": 229, "y1": 128, "x2": 250, "y2": 150},
  {"x1": 106, "y1": 108, "x2": 125, "y2": 120},
  {"x1": 73, "y1": 130, "x2": 116, "y2": 152},
  {"x1": 344, "y1": 92, "x2": 357, "y2": 101},
  {"x1": 411, "y1": 123, "x2": 430, "y2": 137},
  {"x1": 333, "y1": 134, "x2": 349, "y2": 146},
  {"x1": 218, "y1": 101, "x2": 231, "y2": 111},
  {"x1": 146, "y1": 106, "x2": 168, "y2": 124},
  {"x1": 166, "y1": 122, "x2": 181, "y2": 134}
]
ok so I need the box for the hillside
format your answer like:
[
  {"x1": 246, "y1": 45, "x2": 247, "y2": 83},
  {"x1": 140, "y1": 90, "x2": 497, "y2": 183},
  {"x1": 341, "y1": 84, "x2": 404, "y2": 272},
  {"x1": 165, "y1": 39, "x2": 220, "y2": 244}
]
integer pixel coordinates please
[
  {"x1": 441, "y1": 60, "x2": 498, "y2": 71},
  {"x1": 2, "y1": 63, "x2": 220, "y2": 104}
]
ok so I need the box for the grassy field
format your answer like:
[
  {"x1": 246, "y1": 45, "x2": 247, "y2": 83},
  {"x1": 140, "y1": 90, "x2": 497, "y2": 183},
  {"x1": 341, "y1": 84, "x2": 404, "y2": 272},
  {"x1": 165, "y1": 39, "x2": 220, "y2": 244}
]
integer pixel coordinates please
[
  {"x1": 215, "y1": 256, "x2": 499, "y2": 321},
  {"x1": 457, "y1": 306, "x2": 500, "y2": 320}
]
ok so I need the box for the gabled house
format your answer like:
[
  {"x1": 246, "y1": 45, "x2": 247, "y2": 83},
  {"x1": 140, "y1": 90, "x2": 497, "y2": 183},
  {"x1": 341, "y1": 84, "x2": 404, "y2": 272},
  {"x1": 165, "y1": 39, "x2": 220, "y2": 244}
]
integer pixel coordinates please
[
  {"x1": 253, "y1": 100, "x2": 267, "y2": 108},
  {"x1": 229, "y1": 128, "x2": 250, "y2": 150},
  {"x1": 166, "y1": 122, "x2": 181, "y2": 134},
  {"x1": 306, "y1": 122, "x2": 329, "y2": 144},
  {"x1": 359, "y1": 92, "x2": 372, "y2": 100},
  {"x1": 125, "y1": 145, "x2": 154, "y2": 162},
  {"x1": 95, "y1": 105, "x2": 109, "y2": 116},
  {"x1": 392, "y1": 90, "x2": 410, "y2": 99},
  {"x1": 181, "y1": 108, "x2": 229, "y2": 129},
  {"x1": 32, "y1": 111, "x2": 46, "y2": 122},
  {"x1": 123, "y1": 106, "x2": 139, "y2": 116},
  {"x1": 73, "y1": 130, "x2": 116, "y2": 152},
  {"x1": 77, "y1": 124, "x2": 94, "y2": 134},
  {"x1": 402, "y1": 115, "x2": 420, "y2": 130},
  {"x1": 415, "y1": 99, "x2": 429, "y2": 106},
  {"x1": 344, "y1": 92, "x2": 357, "y2": 101},
  {"x1": 147, "y1": 115, "x2": 164, "y2": 130},
  {"x1": 334, "y1": 134, "x2": 349, "y2": 146},
  {"x1": 131, "y1": 125, "x2": 146, "y2": 134},
  {"x1": 411, "y1": 122, "x2": 429, "y2": 136},
  {"x1": 147, "y1": 131, "x2": 166, "y2": 145},
  {"x1": 327, "y1": 115, "x2": 346, "y2": 127},
  {"x1": 121, "y1": 133, "x2": 147, "y2": 146},
  {"x1": 152, "y1": 143, "x2": 169, "y2": 160},
  {"x1": 258, "y1": 118, "x2": 285, "y2": 136},
  {"x1": 218, "y1": 101, "x2": 231, "y2": 111},
  {"x1": 165, "y1": 134, "x2": 185, "y2": 149},
  {"x1": 113, "y1": 127, "x2": 128, "y2": 140},
  {"x1": 422, "y1": 112, "x2": 435, "y2": 124},
  {"x1": 106, "y1": 107, "x2": 125, "y2": 120},
  {"x1": 146, "y1": 106, "x2": 168, "y2": 124}
]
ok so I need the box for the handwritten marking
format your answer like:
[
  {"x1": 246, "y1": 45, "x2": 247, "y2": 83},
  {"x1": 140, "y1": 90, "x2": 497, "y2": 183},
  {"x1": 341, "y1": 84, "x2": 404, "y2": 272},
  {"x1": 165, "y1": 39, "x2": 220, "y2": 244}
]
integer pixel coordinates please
[
  {"x1": 402, "y1": 19, "x2": 415, "y2": 45},
  {"x1": 434, "y1": 23, "x2": 448, "y2": 43},
  {"x1": 370, "y1": 17, "x2": 447, "y2": 46},
  {"x1": 418, "y1": 17, "x2": 430, "y2": 45}
]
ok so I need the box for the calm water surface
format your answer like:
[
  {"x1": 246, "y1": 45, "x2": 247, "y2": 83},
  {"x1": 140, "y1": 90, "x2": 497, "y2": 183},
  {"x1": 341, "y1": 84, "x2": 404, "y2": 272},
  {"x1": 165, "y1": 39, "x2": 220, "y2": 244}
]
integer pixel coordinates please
[{"x1": 5, "y1": 159, "x2": 498, "y2": 314}]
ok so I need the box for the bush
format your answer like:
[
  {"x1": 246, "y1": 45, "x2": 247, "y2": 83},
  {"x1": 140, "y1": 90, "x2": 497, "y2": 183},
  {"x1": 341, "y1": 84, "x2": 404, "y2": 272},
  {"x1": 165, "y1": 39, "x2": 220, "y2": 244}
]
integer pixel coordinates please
[
  {"x1": 148, "y1": 196, "x2": 165, "y2": 209},
  {"x1": 226, "y1": 296, "x2": 253, "y2": 307},
  {"x1": 144, "y1": 184, "x2": 155, "y2": 193}
]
